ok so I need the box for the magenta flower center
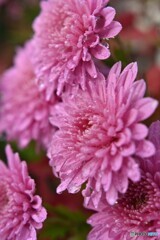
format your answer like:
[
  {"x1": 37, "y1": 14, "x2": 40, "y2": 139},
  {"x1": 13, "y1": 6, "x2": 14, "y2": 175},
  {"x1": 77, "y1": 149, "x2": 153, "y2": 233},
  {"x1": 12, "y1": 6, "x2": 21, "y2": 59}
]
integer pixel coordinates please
[
  {"x1": 118, "y1": 180, "x2": 149, "y2": 210},
  {"x1": 69, "y1": 109, "x2": 129, "y2": 158},
  {"x1": 116, "y1": 174, "x2": 160, "y2": 228},
  {"x1": 75, "y1": 115, "x2": 93, "y2": 133}
]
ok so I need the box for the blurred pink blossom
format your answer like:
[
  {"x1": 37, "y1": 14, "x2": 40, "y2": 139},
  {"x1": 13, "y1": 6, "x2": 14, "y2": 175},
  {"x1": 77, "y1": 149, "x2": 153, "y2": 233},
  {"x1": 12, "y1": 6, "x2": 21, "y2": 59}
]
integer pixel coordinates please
[
  {"x1": 0, "y1": 145, "x2": 47, "y2": 240},
  {"x1": 48, "y1": 62, "x2": 158, "y2": 208},
  {"x1": 0, "y1": 41, "x2": 57, "y2": 149}
]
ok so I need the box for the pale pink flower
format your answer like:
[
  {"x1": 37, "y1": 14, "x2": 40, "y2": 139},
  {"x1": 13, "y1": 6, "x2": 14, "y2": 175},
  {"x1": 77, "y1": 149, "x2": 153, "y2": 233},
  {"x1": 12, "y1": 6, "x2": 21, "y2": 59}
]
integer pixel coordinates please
[
  {"x1": 32, "y1": 0, "x2": 122, "y2": 98},
  {"x1": 48, "y1": 62, "x2": 158, "y2": 207},
  {"x1": 0, "y1": 145, "x2": 47, "y2": 240},
  {"x1": 0, "y1": 41, "x2": 56, "y2": 149},
  {"x1": 87, "y1": 121, "x2": 160, "y2": 240}
]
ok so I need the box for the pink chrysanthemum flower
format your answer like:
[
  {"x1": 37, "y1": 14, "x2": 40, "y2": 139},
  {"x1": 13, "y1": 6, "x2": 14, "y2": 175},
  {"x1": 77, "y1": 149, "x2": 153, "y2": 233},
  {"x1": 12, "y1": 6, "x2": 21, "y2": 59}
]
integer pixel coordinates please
[
  {"x1": 0, "y1": 41, "x2": 56, "y2": 149},
  {"x1": 48, "y1": 62, "x2": 158, "y2": 207},
  {"x1": 87, "y1": 121, "x2": 160, "y2": 240},
  {"x1": 32, "y1": 0, "x2": 122, "y2": 98},
  {"x1": 0, "y1": 145, "x2": 47, "y2": 240}
]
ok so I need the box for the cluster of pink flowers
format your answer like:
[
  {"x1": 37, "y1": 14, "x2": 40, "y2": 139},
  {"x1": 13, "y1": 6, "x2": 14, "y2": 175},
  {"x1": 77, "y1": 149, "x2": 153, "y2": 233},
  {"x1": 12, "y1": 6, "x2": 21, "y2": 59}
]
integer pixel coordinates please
[{"x1": 0, "y1": 0, "x2": 159, "y2": 239}]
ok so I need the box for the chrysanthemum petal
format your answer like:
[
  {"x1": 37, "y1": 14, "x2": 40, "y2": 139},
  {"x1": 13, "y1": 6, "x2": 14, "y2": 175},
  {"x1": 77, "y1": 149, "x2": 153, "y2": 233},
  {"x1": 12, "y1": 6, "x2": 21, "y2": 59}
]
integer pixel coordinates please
[{"x1": 90, "y1": 44, "x2": 110, "y2": 59}]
